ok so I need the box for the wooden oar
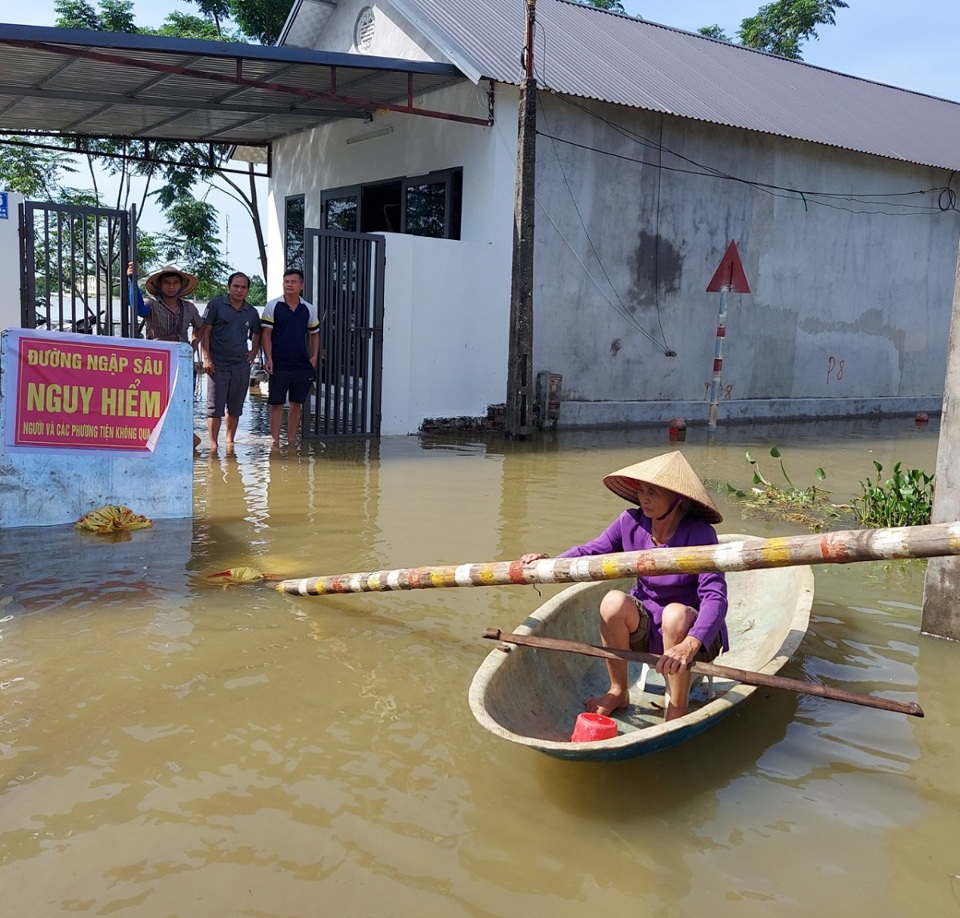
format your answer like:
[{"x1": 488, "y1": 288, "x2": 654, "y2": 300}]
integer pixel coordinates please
[
  {"x1": 481, "y1": 628, "x2": 924, "y2": 718},
  {"x1": 275, "y1": 521, "x2": 960, "y2": 596}
]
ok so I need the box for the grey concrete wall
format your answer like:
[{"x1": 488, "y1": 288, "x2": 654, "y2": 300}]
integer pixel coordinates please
[
  {"x1": 0, "y1": 331, "x2": 195, "y2": 528},
  {"x1": 533, "y1": 96, "x2": 959, "y2": 425}
]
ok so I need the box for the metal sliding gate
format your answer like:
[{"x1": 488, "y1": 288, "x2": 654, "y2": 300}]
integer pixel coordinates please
[
  {"x1": 303, "y1": 228, "x2": 385, "y2": 438},
  {"x1": 19, "y1": 200, "x2": 137, "y2": 337}
]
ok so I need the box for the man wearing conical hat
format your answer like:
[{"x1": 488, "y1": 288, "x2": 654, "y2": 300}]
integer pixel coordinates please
[
  {"x1": 127, "y1": 263, "x2": 203, "y2": 346},
  {"x1": 520, "y1": 451, "x2": 728, "y2": 721}
]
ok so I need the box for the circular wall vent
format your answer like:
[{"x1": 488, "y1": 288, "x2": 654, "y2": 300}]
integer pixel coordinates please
[{"x1": 355, "y1": 7, "x2": 376, "y2": 52}]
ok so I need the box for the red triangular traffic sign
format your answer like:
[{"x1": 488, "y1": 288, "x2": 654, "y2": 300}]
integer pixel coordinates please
[{"x1": 706, "y1": 240, "x2": 750, "y2": 293}]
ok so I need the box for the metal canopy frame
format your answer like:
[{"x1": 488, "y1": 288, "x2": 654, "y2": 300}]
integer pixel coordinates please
[{"x1": 0, "y1": 24, "x2": 491, "y2": 174}]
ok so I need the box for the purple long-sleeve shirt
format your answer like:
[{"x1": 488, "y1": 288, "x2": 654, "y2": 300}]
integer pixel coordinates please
[{"x1": 558, "y1": 509, "x2": 729, "y2": 654}]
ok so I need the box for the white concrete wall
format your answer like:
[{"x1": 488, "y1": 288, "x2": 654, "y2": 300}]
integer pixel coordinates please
[
  {"x1": 268, "y1": 79, "x2": 517, "y2": 434},
  {"x1": 0, "y1": 191, "x2": 23, "y2": 332},
  {"x1": 380, "y1": 233, "x2": 508, "y2": 433},
  {"x1": 0, "y1": 332, "x2": 195, "y2": 528},
  {"x1": 307, "y1": 0, "x2": 444, "y2": 60}
]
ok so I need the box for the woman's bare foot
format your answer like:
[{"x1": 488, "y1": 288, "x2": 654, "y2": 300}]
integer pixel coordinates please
[
  {"x1": 664, "y1": 703, "x2": 688, "y2": 722},
  {"x1": 584, "y1": 689, "x2": 629, "y2": 716}
]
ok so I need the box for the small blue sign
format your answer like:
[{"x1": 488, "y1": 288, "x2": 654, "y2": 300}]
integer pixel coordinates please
[{"x1": 0, "y1": 192, "x2": 7, "y2": 220}]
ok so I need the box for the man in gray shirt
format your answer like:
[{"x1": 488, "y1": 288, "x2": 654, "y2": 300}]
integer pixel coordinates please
[{"x1": 199, "y1": 272, "x2": 262, "y2": 452}]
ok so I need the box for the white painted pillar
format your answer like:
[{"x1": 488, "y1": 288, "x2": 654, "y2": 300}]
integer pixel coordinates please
[{"x1": 0, "y1": 191, "x2": 24, "y2": 332}]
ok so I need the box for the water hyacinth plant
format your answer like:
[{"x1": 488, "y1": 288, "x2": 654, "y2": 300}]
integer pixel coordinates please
[
  {"x1": 853, "y1": 461, "x2": 935, "y2": 528},
  {"x1": 725, "y1": 447, "x2": 836, "y2": 530}
]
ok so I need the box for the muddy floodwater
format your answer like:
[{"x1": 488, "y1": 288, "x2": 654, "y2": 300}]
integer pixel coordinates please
[{"x1": 2, "y1": 403, "x2": 959, "y2": 917}]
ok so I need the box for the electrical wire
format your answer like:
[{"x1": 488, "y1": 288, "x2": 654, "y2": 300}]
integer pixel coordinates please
[
  {"x1": 552, "y1": 93, "x2": 958, "y2": 216},
  {"x1": 534, "y1": 196, "x2": 666, "y2": 350},
  {"x1": 534, "y1": 16, "x2": 673, "y2": 353},
  {"x1": 518, "y1": 4, "x2": 957, "y2": 362},
  {"x1": 537, "y1": 96, "x2": 672, "y2": 352}
]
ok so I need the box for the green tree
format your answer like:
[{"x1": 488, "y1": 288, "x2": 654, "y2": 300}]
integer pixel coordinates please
[
  {"x1": 698, "y1": 25, "x2": 732, "y2": 41},
  {"x1": 226, "y1": 0, "x2": 294, "y2": 45},
  {"x1": 185, "y1": 0, "x2": 292, "y2": 44},
  {"x1": 699, "y1": 1, "x2": 849, "y2": 60},
  {"x1": 0, "y1": 142, "x2": 75, "y2": 198},
  {"x1": 575, "y1": 0, "x2": 627, "y2": 11},
  {"x1": 739, "y1": 0, "x2": 848, "y2": 59},
  {"x1": 155, "y1": 199, "x2": 230, "y2": 297},
  {"x1": 54, "y1": 0, "x2": 137, "y2": 33},
  {"x1": 186, "y1": 0, "x2": 232, "y2": 38},
  {"x1": 246, "y1": 275, "x2": 267, "y2": 307},
  {"x1": 30, "y1": 0, "x2": 269, "y2": 284},
  {"x1": 154, "y1": 12, "x2": 227, "y2": 41}
]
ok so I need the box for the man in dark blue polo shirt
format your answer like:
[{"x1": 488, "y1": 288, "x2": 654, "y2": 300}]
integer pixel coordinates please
[
  {"x1": 260, "y1": 268, "x2": 321, "y2": 446},
  {"x1": 199, "y1": 272, "x2": 262, "y2": 452}
]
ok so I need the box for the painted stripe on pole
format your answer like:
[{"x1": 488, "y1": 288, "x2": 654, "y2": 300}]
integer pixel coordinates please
[{"x1": 275, "y1": 523, "x2": 960, "y2": 596}]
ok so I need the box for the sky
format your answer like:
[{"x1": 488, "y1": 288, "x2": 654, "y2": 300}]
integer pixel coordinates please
[
  {"x1": 10, "y1": 0, "x2": 960, "y2": 275},
  {"x1": 624, "y1": 1, "x2": 960, "y2": 102}
]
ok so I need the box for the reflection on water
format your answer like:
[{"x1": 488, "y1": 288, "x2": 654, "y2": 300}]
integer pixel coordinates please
[{"x1": 1, "y1": 409, "x2": 957, "y2": 917}]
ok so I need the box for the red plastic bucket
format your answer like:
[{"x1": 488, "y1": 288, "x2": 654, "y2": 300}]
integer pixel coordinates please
[{"x1": 570, "y1": 712, "x2": 618, "y2": 743}]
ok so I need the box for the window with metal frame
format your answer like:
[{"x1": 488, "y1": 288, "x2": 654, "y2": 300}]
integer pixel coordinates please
[
  {"x1": 403, "y1": 169, "x2": 462, "y2": 240},
  {"x1": 322, "y1": 187, "x2": 361, "y2": 233},
  {"x1": 321, "y1": 168, "x2": 462, "y2": 239}
]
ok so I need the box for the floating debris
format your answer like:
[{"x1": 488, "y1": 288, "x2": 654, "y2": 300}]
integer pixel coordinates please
[
  {"x1": 75, "y1": 505, "x2": 153, "y2": 534},
  {"x1": 207, "y1": 567, "x2": 286, "y2": 585}
]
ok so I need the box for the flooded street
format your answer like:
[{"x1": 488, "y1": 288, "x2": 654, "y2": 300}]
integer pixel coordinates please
[{"x1": 2, "y1": 401, "x2": 959, "y2": 917}]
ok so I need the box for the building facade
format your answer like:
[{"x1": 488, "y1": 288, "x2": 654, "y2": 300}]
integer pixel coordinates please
[{"x1": 268, "y1": 0, "x2": 960, "y2": 433}]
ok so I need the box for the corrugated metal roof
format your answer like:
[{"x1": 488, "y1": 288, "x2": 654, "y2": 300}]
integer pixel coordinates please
[
  {"x1": 391, "y1": 0, "x2": 960, "y2": 171},
  {"x1": 0, "y1": 23, "x2": 469, "y2": 148}
]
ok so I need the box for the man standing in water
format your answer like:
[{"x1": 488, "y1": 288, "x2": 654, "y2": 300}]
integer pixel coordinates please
[
  {"x1": 199, "y1": 272, "x2": 262, "y2": 452},
  {"x1": 260, "y1": 268, "x2": 321, "y2": 447},
  {"x1": 127, "y1": 263, "x2": 203, "y2": 346}
]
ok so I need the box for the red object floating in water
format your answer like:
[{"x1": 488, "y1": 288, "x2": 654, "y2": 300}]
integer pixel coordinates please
[{"x1": 915, "y1": 412, "x2": 929, "y2": 426}]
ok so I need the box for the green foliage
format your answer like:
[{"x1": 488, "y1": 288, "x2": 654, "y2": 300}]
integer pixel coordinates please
[
  {"x1": 154, "y1": 12, "x2": 234, "y2": 41},
  {"x1": 699, "y1": 25, "x2": 733, "y2": 41},
  {"x1": 17, "y1": 0, "x2": 268, "y2": 282},
  {"x1": 227, "y1": 0, "x2": 295, "y2": 44},
  {"x1": 0, "y1": 141, "x2": 75, "y2": 197},
  {"x1": 852, "y1": 462, "x2": 935, "y2": 528},
  {"x1": 726, "y1": 447, "x2": 835, "y2": 530},
  {"x1": 155, "y1": 199, "x2": 229, "y2": 297},
  {"x1": 54, "y1": 0, "x2": 137, "y2": 32},
  {"x1": 743, "y1": 446, "x2": 826, "y2": 501},
  {"x1": 246, "y1": 276, "x2": 267, "y2": 307},
  {"x1": 187, "y1": 0, "x2": 232, "y2": 38},
  {"x1": 738, "y1": 0, "x2": 849, "y2": 60}
]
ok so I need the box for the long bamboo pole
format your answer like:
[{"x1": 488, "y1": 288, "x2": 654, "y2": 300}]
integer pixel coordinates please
[
  {"x1": 276, "y1": 521, "x2": 960, "y2": 597},
  {"x1": 481, "y1": 628, "x2": 924, "y2": 717}
]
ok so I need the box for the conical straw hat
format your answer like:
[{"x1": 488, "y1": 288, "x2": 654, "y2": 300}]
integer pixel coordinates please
[
  {"x1": 603, "y1": 451, "x2": 722, "y2": 523},
  {"x1": 144, "y1": 265, "x2": 199, "y2": 297}
]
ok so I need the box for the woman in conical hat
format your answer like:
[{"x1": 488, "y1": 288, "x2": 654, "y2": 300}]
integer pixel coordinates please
[{"x1": 519, "y1": 451, "x2": 728, "y2": 722}]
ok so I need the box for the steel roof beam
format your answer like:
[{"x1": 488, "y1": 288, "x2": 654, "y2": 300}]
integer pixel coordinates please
[{"x1": 6, "y1": 38, "x2": 490, "y2": 127}]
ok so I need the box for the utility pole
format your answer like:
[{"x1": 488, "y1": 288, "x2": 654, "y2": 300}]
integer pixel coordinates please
[
  {"x1": 922, "y1": 240, "x2": 960, "y2": 641},
  {"x1": 505, "y1": 0, "x2": 537, "y2": 440}
]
